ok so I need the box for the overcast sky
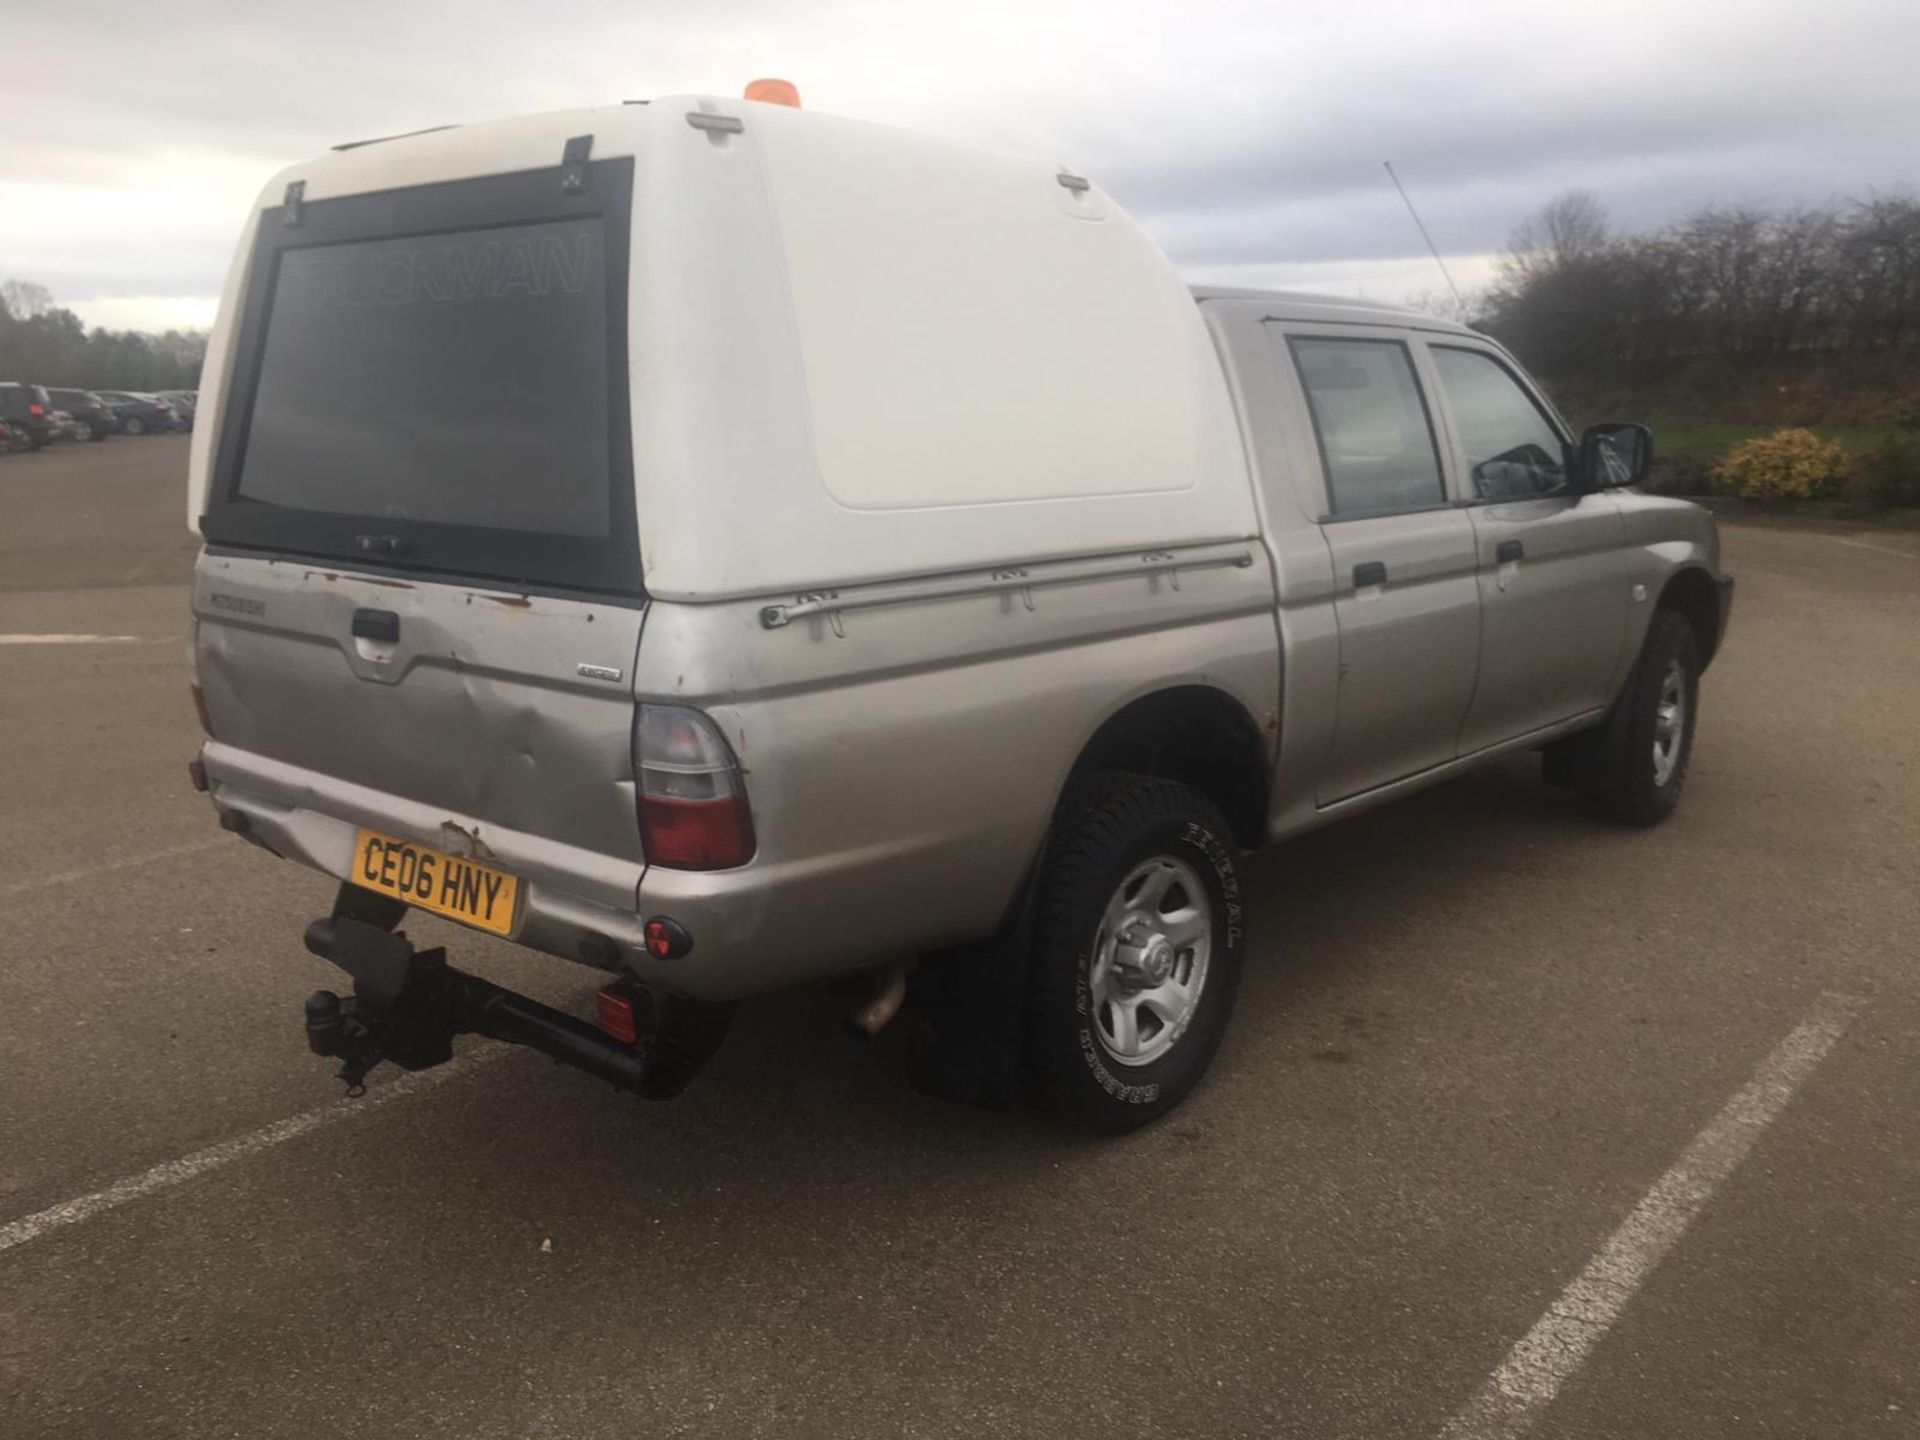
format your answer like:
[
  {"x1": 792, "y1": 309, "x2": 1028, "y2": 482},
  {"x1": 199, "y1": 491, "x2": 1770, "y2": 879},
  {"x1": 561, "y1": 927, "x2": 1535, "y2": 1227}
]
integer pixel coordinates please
[{"x1": 2, "y1": 0, "x2": 1913, "y2": 331}]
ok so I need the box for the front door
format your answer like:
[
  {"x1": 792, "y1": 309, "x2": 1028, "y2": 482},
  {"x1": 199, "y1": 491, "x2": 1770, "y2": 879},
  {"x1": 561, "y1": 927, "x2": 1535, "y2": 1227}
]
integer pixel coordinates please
[{"x1": 1425, "y1": 344, "x2": 1629, "y2": 753}]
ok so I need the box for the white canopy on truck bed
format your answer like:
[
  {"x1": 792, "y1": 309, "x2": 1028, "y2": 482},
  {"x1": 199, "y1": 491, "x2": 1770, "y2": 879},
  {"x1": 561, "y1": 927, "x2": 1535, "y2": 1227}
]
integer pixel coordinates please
[{"x1": 189, "y1": 96, "x2": 1256, "y2": 601}]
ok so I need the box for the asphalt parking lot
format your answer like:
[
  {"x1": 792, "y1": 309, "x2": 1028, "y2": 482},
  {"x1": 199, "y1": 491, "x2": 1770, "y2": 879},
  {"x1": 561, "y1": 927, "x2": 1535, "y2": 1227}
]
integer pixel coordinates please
[{"x1": 2, "y1": 435, "x2": 1914, "y2": 1439}]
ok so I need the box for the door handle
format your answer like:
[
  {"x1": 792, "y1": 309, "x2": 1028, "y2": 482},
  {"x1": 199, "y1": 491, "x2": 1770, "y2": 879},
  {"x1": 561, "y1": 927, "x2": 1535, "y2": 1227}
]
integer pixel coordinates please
[
  {"x1": 1495, "y1": 540, "x2": 1524, "y2": 563},
  {"x1": 351, "y1": 608, "x2": 401, "y2": 643},
  {"x1": 1352, "y1": 560, "x2": 1387, "y2": 588}
]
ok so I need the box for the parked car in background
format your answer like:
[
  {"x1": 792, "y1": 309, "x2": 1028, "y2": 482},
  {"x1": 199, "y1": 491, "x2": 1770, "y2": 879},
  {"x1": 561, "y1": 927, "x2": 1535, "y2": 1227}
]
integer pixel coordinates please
[
  {"x1": 46, "y1": 388, "x2": 116, "y2": 440},
  {"x1": 0, "y1": 382, "x2": 55, "y2": 450},
  {"x1": 158, "y1": 390, "x2": 198, "y2": 429},
  {"x1": 98, "y1": 390, "x2": 178, "y2": 435}
]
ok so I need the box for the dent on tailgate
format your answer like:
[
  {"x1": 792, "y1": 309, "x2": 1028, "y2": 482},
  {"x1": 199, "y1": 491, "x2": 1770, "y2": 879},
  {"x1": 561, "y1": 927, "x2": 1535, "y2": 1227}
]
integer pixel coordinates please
[{"x1": 193, "y1": 556, "x2": 648, "y2": 877}]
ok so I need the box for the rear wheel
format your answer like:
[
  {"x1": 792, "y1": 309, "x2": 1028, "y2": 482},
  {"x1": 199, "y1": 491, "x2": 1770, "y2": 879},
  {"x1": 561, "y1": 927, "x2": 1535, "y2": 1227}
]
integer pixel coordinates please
[
  {"x1": 123, "y1": 416, "x2": 147, "y2": 436},
  {"x1": 1026, "y1": 776, "x2": 1245, "y2": 1133}
]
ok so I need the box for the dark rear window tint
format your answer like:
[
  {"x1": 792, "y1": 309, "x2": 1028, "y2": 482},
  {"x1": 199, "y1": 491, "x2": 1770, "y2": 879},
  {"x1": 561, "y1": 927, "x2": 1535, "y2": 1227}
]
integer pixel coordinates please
[
  {"x1": 203, "y1": 160, "x2": 638, "y2": 595},
  {"x1": 238, "y1": 218, "x2": 610, "y2": 538}
]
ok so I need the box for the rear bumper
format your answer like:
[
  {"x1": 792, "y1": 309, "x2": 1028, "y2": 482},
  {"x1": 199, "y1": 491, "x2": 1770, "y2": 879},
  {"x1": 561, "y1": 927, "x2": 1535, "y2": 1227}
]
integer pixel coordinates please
[
  {"x1": 201, "y1": 741, "x2": 673, "y2": 983},
  {"x1": 200, "y1": 739, "x2": 1028, "y2": 1004},
  {"x1": 200, "y1": 742, "x2": 935, "y2": 1003}
]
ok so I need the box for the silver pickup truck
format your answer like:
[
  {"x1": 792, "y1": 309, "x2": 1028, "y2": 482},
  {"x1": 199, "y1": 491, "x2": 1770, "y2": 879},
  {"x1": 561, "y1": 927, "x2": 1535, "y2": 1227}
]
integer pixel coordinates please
[{"x1": 186, "y1": 93, "x2": 1732, "y2": 1132}]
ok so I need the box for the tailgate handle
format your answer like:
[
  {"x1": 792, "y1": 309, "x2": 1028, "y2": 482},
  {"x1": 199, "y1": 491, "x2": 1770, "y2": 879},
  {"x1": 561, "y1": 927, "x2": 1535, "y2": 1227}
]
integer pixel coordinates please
[
  {"x1": 1496, "y1": 539, "x2": 1524, "y2": 563},
  {"x1": 351, "y1": 608, "x2": 400, "y2": 643},
  {"x1": 1352, "y1": 560, "x2": 1387, "y2": 588}
]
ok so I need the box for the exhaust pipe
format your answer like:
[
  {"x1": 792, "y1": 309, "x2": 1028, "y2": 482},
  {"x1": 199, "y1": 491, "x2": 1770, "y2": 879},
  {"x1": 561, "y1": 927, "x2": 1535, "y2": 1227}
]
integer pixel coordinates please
[{"x1": 845, "y1": 959, "x2": 910, "y2": 1040}]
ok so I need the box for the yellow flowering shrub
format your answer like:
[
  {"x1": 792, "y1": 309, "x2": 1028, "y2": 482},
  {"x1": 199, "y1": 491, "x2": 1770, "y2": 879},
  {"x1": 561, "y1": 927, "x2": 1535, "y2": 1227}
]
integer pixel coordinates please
[{"x1": 1711, "y1": 428, "x2": 1850, "y2": 501}]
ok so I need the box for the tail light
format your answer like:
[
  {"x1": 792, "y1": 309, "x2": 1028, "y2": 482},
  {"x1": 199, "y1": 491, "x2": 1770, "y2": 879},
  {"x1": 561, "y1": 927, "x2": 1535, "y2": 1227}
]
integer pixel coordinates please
[
  {"x1": 28, "y1": 402, "x2": 44, "y2": 417},
  {"x1": 190, "y1": 681, "x2": 213, "y2": 736},
  {"x1": 634, "y1": 705, "x2": 755, "y2": 869}
]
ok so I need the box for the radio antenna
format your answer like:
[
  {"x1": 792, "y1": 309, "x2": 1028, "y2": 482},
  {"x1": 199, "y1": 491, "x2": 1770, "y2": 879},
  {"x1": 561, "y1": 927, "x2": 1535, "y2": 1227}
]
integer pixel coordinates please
[{"x1": 1382, "y1": 160, "x2": 1463, "y2": 313}]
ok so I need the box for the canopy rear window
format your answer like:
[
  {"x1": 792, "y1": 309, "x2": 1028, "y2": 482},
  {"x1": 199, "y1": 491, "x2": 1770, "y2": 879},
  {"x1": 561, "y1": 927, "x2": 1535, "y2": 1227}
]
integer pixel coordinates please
[{"x1": 203, "y1": 160, "x2": 639, "y2": 594}]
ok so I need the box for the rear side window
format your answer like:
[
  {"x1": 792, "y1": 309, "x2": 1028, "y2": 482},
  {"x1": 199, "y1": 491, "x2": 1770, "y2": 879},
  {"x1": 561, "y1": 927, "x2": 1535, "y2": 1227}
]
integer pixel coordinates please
[
  {"x1": 238, "y1": 219, "x2": 609, "y2": 537},
  {"x1": 203, "y1": 161, "x2": 639, "y2": 595},
  {"x1": 1288, "y1": 337, "x2": 1446, "y2": 517}
]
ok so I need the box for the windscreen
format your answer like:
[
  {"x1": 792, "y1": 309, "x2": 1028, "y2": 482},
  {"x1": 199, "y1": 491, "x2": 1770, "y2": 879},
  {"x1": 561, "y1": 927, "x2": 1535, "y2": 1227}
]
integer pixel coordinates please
[{"x1": 236, "y1": 217, "x2": 610, "y2": 538}]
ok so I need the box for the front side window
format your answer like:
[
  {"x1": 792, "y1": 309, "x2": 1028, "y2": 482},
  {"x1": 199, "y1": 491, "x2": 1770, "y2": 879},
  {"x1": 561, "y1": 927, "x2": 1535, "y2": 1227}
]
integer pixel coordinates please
[
  {"x1": 1288, "y1": 337, "x2": 1446, "y2": 517},
  {"x1": 1430, "y1": 347, "x2": 1568, "y2": 500}
]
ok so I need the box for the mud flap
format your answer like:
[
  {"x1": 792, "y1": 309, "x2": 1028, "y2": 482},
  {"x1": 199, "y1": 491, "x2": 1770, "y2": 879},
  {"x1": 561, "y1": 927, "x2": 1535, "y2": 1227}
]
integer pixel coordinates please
[{"x1": 905, "y1": 884, "x2": 1036, "y2": 1110}]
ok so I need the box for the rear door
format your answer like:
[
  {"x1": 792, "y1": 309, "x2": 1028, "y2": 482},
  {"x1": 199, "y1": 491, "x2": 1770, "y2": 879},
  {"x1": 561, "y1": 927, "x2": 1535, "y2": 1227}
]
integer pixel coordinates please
[
  {"x1": 1423, "y1": 343, "x2": 1628, "y2": 753},
  {"x1": 193, "y1": 159, "x2": 648, "y2": 892},
  {"x1": 1281, "y1": 331, "x2": 1482, "y2": 805}
]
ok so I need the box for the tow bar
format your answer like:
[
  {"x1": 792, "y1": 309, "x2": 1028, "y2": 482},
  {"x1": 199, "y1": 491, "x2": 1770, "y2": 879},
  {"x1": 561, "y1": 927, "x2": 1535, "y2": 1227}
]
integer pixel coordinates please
[{"x1": 301, "y1": 895, "x2": 732, "y2": 1100}]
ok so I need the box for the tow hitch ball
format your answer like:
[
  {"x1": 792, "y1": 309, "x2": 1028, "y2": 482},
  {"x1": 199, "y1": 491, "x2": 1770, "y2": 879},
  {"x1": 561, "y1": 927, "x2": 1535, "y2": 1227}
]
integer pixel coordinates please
[{"x1": 301, "y1": 911, "x2": 732, "y2": 1101}]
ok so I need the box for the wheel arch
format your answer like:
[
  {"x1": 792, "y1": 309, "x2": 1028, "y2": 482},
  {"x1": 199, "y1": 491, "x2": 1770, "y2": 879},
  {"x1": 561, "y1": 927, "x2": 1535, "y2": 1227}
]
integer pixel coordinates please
[
  {"x1": 1656, "y1": 565, "x2": 1723, "y2": 670},
  {"x1": 1054, "y1": 684, "x2": 1271, "y2": 850}
]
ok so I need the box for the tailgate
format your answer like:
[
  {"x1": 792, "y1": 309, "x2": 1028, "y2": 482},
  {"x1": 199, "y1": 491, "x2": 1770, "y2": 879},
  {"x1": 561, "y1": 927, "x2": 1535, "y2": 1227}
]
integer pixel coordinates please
[{"x1": 193, "y1": 554, "x2": 646, "y2": 879}]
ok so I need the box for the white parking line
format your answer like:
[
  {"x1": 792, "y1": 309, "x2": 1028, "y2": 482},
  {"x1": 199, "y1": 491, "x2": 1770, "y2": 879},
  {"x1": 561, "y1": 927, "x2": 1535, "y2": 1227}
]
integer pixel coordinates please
[
  {"x1": 1825, "y1": 535, "x2": 1919, "y2": 560},
  {"x1": 0, "y1": 633, "x2": 143, "y2": 644},
  {"x1": 1438, "y1": 990, "x2": 1866, "y2": 1440},
  {"x1": 0, "y1": 1049, "x2": 513, "y2": 1257},
  {"x1": 0, "y1": 838, "x2": 228, "y2": 897}
]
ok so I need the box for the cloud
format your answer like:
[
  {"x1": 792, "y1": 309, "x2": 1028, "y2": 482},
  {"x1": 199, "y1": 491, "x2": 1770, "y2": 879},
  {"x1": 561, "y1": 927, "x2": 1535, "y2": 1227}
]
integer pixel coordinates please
[{"x1": 2, "y1": 0, "x2": 1913, "y2": 323}]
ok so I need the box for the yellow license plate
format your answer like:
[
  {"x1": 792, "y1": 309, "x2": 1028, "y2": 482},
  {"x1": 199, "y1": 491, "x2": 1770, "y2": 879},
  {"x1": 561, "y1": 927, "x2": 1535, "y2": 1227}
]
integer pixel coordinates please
[{"x1": 350, "y1": 828, "x2": 520, "y2": 937}]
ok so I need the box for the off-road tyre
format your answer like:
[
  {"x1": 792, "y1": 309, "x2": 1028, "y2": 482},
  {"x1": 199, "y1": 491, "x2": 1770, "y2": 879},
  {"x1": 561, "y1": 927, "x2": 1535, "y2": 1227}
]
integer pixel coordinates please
[{"x1": 1025, "y1": 775, "x2": 1246, "y2": 1134}]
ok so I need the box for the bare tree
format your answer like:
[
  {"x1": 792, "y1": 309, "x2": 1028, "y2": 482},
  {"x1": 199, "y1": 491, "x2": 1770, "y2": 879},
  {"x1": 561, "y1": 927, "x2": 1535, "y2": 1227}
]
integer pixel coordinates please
[
  {"x1": 0, "y1": 277, "x2": 207, "y2": 390},
  {"x1": 1838, "y1": 192, "x2": 1920, "y2": 349},
  {"x1": 1477, "y1": 189, "x2": 1920, "y2": 376},
  {"x1": 1497, "y1": 191, "x2": 1611, "y2": 289},
  {"x1": 2, "y1": 279, "x2": 56, "y2": 319},
  {"x1": 1671, "y1": 207, "x2": 1772, "y2": 353},
  {"x1": 1750, "y1": 208, "x2": 1839, "y2": 353}
]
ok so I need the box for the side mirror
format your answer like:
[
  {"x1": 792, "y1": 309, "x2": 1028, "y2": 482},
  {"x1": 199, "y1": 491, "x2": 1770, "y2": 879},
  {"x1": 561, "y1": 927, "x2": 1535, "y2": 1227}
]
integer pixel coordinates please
[{"x1": 1577, "y1": 422, "x2": 1653, "y2": 491}]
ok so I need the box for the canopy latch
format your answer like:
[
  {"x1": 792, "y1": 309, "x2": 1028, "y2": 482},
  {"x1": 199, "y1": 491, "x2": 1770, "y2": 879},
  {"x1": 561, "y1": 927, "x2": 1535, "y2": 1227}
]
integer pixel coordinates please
[{"x1": 561, "y1": 135, "x2": 593, "y2": 194}]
